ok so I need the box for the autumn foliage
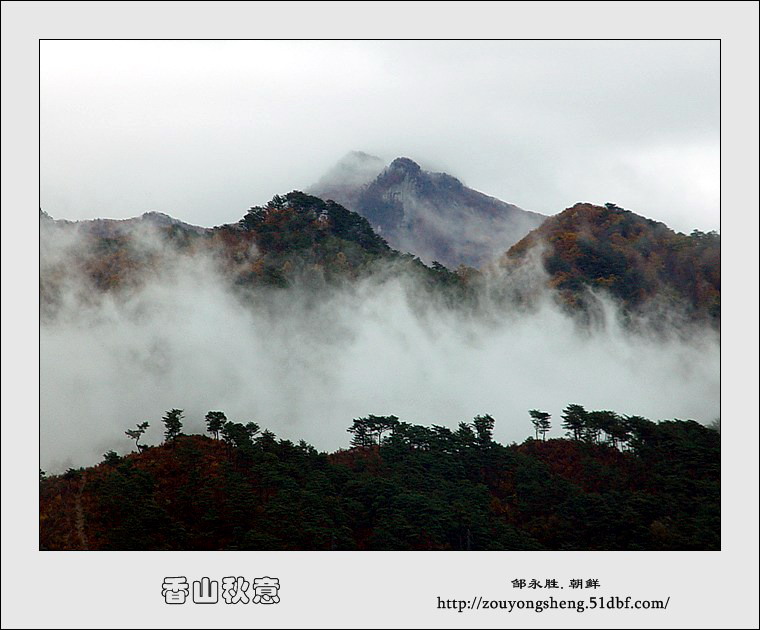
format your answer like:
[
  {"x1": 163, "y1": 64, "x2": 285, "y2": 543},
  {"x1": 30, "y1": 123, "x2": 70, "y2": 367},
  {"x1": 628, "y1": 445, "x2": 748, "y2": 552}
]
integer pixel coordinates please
[{"x1": 505, "y1": 203, "x2": 720, "y2": 323}]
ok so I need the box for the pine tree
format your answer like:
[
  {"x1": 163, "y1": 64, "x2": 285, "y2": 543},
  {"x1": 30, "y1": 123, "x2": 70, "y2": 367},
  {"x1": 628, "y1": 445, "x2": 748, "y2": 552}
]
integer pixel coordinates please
[
  {"x1": 473, "y1": 414, "x2": 495, "y2": 446},
  {"x1": 561, "y1": 404, "x2": 587, "y2": 441},
  {"x1": 162, "y1": 409, "x2": 184, "y2": 443},
  {"x1": 125, "y1": 421, "x2": 150, "y2": 452},
  {"x1": 205, "y1": 411, "x2": 227, "y2": 439},
  {"x1": 529, "y1": 409, "x2": 551, "y2": 440},
  {"x1": 347, "y1": 418, "x2": 373, "y2": 447}
]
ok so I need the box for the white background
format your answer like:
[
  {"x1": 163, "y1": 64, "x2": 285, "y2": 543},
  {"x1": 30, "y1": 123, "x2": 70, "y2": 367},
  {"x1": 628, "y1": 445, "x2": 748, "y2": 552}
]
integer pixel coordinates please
[{"x1": 2, "y1": 2, "x2": 758, "y2": 628}]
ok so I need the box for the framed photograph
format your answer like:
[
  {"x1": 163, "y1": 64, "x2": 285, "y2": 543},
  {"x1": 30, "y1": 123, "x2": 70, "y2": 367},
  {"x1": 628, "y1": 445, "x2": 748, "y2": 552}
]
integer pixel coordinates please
[{"x1": 2, "y1": 2, "x2": 757, "y2": 628}]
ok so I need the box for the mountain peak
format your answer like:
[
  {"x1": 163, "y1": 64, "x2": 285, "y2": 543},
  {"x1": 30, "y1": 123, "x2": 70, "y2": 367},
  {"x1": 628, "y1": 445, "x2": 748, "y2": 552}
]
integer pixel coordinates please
[
  {"x1": 310, "y1": 153, "x2": 545, "y2": 269},
  {"x1": 388, "y1": 157, "x2": 422, "y2": 174}
]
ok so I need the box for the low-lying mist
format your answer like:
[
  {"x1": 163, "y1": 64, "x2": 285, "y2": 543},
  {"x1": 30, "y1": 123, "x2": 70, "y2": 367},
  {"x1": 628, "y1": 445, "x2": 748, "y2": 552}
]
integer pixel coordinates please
[{"x1": 40, "y1": 227, "x2": 720, "y2": 472}]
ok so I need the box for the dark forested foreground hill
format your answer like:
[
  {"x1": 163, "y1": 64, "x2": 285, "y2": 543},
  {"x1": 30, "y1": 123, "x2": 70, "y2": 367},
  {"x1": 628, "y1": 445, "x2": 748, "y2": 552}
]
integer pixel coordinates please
[{"x1": 40, "y1": 409, "x2": 720, "y2": 551}]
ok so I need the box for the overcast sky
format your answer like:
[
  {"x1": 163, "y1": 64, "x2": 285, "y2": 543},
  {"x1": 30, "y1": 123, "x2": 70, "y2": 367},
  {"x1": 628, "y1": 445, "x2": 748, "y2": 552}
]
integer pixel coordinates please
[{"x1": 40, "y1": 40, "x2": 719, "y2": 233}]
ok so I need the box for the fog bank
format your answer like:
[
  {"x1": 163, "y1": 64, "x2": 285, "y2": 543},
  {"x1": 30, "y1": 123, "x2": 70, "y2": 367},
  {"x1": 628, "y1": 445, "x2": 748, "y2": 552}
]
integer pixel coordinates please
[{"x1": 40, "y1": 238, "x2": 719, "y2": 472}]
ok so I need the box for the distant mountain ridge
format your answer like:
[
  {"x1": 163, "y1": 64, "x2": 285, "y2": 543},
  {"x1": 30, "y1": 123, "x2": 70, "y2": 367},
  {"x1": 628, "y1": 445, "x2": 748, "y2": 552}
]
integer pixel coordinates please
[
  {"x1": 310, "y1": 153, "x2": 546, "y2": 269},
  {"x1": 40, "y1": 195, "x2": 719, "y2": 326},
  {"x1": 40, "y1": 209, "x2": 209, "y2": 236}
]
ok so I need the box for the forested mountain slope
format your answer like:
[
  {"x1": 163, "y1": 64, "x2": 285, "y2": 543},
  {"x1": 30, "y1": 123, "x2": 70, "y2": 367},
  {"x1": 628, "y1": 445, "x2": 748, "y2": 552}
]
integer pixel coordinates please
[{"x1": 503, "y1": 202, "x2": 720, "y2": 324}]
